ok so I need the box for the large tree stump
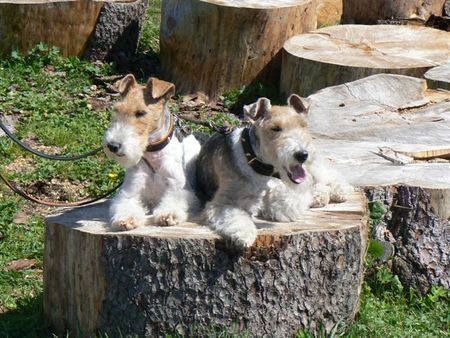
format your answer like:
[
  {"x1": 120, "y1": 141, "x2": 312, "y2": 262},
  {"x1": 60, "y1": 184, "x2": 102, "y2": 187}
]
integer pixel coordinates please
[
  {"x1": 0, "y1": 0, "x2": 147, "y2": 59},
  {"x1": 342, "y1": 0, "x2": 446, "y2": 24},
  {"x1": 160, "y1": 0, "x2": 317, "y2": 102},
  {"x1": 44, "y1": 193, "x2": 367, "y2": 337},
  {"x1": 425, "y1": 63, "x2": 450, "y2": 90},
  {"x1": 307, "y1": 74, "x2": 450, "y2": 292},
  {"x1": 280, "y1": 24, "x2": 450, "y2": 97}
]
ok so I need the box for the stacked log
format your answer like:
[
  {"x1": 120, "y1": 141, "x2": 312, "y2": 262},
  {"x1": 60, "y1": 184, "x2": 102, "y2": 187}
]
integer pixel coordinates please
[
  {"x1": 424, "y1": 64, "x2": 450, "y2": 90},
  {"x1": 280, "y1": 25, "x2": 450, "y2": 97},
  {"x1": 342, "y1": 0, "x2": 446, "y2": 24},
  {"x1": 160, "y1": 0, "x2": 317, "y2": 102},
  {"x1": 0, "y1": 0, "x2": 147, "y2": 59},
  {"x1": 317, "y1": 0, "x2": 342, "y2": 27},
  {"x1": 307, "y1": 74, "x2": 450, "y2": 292}
]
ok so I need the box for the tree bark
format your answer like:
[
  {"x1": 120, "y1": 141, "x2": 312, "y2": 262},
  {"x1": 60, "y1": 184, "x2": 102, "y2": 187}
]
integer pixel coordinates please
[
  {"x1": 366, "y1": 186, "x2": 450, "y2": 293},
  {"x1": 341, "y1": 0, "x2": 446, "y2": 24},
  {"x1": 0, "y1": 0, "x2": 147, "y2": 58},
  {"x1": 424, "y1": 64, "x2": 450, "y2": 90},
  {"x1": 307, "y1": 74, "x2": 450, "y2": 292},
  {"x1": 160, "y1": 0, "x2": 317, "y2": 102},
  {"x1": 83, "y1": 0, "x2": 148, "y2": 62},
  {"x1": 280, "y1": 24, "x2": 450, "y2": 97},
  {"x1": 44, "y1": 192, "x2": 368, "y2": 337}
]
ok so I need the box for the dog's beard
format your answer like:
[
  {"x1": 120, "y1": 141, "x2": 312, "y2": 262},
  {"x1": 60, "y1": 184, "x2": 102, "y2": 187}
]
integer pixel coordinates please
[
  {"x1": 104, "y1": 123, "x2": 146, "y2": 168},
  {"x1": 273, "y1": 146, "x2": 310, "y2": 186}
]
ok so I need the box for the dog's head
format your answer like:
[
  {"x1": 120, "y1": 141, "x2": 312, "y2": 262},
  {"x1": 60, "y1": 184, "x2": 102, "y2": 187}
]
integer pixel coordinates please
[
  {"x1": 245, "y1": 94, "x2": 312, "y2": 185},
  {"x1": 104, "y1": 74, "x2": 175, "y2": 167}
]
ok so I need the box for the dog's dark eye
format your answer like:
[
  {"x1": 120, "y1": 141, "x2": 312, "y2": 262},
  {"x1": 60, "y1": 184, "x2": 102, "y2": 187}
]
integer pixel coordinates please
[
  {"x1": 271, "y1": 125, "x2": 282, "y2": 132},
  {"x1": 135, "y1": 111, "x2": 147, "y2": 118}
]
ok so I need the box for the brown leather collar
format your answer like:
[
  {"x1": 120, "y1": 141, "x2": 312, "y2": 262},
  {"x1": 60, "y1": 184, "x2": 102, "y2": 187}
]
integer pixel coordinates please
[
  {"x1": 145, "y1": 113, "x2": 175, "y2": 152},
  {"x1": 241, "y1": 127, "x2": 280, "y2": 179}
]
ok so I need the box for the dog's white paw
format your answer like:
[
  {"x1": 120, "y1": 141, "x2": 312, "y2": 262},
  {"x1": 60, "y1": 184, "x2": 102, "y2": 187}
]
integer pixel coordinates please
[
  {"x1": 153, "y1": 209, "x2": 186, "y2": 226},
  {"x1": 311, "y1": 184, "x2": 330, "y2": 208},
  {"x1": 223, "y1": 227, "x2": 257, "y2": 251},
  {"x1": 111, "y1": 217, "x2": 141, "y2": 231},
  {"x1": 330, "y1": 184, "x2": 352, "y2": 203},
  {"x1": 110, "y1": 201, "x2": 147, "y2": 231},
  {"x1": 264, "y1": 209, "x2": 297, "y2": 222}
]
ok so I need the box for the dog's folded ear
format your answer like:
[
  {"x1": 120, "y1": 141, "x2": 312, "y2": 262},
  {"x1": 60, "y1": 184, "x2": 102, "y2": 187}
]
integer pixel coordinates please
[
  {"x1": 288, "y1": 94, "x2": 309, "y2": 115},
  {"x1": 252, "y1": 97, "x2": 271, "y2": 120},
  {"x1": 117, "y1": 74, "x2": 137, "y2": 95},
  {"x1": 147, "y1": 77, "x2": 175, "y2": 100}
]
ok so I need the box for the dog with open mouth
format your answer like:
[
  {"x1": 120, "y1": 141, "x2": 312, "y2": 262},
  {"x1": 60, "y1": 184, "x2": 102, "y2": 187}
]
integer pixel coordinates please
[
  {"x1": 104, "y1": 74, "x2": 201, "y2": 231},
  {"x1": 196, "y1": 94, "x2": 352, "y2": 249}
]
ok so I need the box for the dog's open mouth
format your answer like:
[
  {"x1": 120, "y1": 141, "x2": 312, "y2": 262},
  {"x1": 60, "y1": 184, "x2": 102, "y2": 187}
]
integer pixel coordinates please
[{"x1": 287, "y1": 164, "x2": 306, "y2": 184}]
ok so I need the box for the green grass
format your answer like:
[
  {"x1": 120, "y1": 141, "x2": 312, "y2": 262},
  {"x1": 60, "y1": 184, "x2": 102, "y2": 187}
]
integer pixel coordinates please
[
  {"x1": 139, "y1": 0, "x2": 162, "y2": 55},
  {"x1": 0, "y1": 44, "x2": 123, "y2": 194},
  {"x1": 0, "y1": 194, "x2": 46, "y2": 338},
  {"x1": 0, "y1": 44, "x2": 123, "y2": 337}
]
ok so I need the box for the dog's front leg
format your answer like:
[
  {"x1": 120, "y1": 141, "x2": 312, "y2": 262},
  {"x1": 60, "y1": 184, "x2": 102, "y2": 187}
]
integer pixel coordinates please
[
  {"x1": 204, "y1": 202, "x2": 257, "y2": 250},
  {"x1": 153, "y1": 183, "x2": 200, "y2": 226},
  {"x1": 109, "y1": 167, "x2": 147, "y2": 231},
  {"x1": 308, "y1": 157, "x2": 352, "y2": 206}
]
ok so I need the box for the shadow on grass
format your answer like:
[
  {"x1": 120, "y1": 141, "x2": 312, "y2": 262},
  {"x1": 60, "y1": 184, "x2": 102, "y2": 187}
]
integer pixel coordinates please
[{"x1": 0, "y1": 292, "x2": 48, "y2": 338}]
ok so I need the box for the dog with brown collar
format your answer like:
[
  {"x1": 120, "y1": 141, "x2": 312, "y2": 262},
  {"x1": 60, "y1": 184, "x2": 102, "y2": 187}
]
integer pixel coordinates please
[{"x1": 104, "y1": 74, "x2": 201, "y2": 230}]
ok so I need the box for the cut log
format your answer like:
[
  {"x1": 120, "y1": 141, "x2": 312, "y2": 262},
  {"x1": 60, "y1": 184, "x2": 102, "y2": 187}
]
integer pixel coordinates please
[
  {"x1": 280, "y1": 24, "x2": 450, "y2": 97},
  {"x1": 307, "y1": 74, "x2": 450, "y2": 292},
  {"x1": 316, "y1": 0, "x2": 342, "y2": 27},
  {"x1": 44, "y1": 192, "x2": 368, "y2": 337},
  {"x1": 83, "y1": 0, "x2": 148, "y2": 62},
  {"x1": 424, "y1": 63, "x2": 450, "y2": 90},
  {"x1": 160, "y1": 0, "x2": 317, "y2": 102},
  {"x1": 0, "y1": 0, "x2": 147, "y2": 59},
  {"x1": 341, "y1": 0, "x2": 446, "y2": 24}
]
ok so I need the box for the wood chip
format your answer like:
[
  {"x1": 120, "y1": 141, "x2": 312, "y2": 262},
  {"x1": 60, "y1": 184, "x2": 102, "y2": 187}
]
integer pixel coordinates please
[
  {"x1": 6, "y1": 258, "x2": 37, "y2": 271},
  {"x1": 372, "y1": 147, "x2": 415, "y2": 165},
  {"x1": 13, "y1": 211, "x2": 29, "y2": 225}
]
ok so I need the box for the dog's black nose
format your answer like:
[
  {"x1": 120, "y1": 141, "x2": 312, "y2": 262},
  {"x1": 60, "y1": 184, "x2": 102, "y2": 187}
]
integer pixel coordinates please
[
  {"x1": 107, "y1": 142, "x2": 121, "y2": 153},
  {"x1": 294, "y1": 150, "x2": 308, "y2": 163}
]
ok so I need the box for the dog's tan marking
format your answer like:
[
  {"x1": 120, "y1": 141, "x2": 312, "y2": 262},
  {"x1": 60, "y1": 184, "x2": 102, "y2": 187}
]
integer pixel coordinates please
[
  {"x1": 257, "y1": 104, "x2": 311, "y2": 157},
  {"x1": 113, "y1": 74, "x2": 175, "y2": 144}
]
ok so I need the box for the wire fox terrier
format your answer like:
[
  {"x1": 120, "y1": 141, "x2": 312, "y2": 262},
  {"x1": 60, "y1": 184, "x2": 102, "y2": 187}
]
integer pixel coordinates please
[
  {"x1": 196, "y1": 94, "x2": 352, "y2": 249},
  {"x1": 104, "y1": 74, "x2": 201, "y2": 231}
]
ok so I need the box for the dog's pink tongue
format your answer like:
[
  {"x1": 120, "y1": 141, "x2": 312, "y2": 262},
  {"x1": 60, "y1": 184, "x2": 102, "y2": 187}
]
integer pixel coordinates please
[{"x1": 289, "y1": 165, "x2": 306, "y2": 184}]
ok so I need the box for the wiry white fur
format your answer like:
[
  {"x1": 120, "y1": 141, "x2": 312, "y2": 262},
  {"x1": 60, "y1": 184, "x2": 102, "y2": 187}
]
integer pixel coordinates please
[
  {"x1": 104, "y1": 121, "x2": 147, "y2": 168},
  {"x1": 106, "y1": 123, "x2": 201, "y2": 230},
  {"x1": 201, "y1": 125, "x2": 352, "y2": 250}
]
